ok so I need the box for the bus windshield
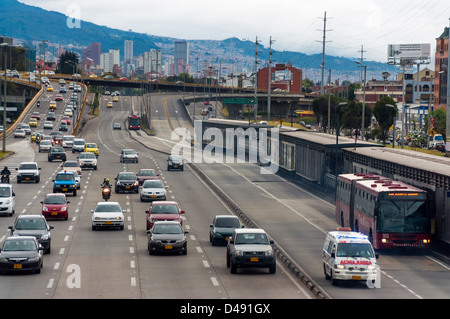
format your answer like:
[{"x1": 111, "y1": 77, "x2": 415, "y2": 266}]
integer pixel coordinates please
[{"x1": 377, "y1": 200, "x2": 428, "y2": 233}]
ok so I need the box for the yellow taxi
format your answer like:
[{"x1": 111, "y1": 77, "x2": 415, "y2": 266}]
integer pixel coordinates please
[
  {"x1": 107, "y1": 101, "x2": 113, "y2": 108},
  {"x1": 47, "y1": 85, "x2": 53, "y2": 92},
  {"x1": 84, "y1": 142, "x2": 99, "y2": 156},
  {"x1": 49, "y1": 101, "x2": 57, "y2": 110},
  {"x1": 31, "y1": 131, "x2": 39, "y2": 142},
  {"x1": 29, "y1": 118, "x2": 38, "y2": 127},
  {"x1": 113, "y1": 96, "x2": 119, "y2": 102}
]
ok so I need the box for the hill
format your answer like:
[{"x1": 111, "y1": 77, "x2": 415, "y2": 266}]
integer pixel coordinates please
[{"x1": 0, "y1": 0, "x2": 396, "y2": 80}]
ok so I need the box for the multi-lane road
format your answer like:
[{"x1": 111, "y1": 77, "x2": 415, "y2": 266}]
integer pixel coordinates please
[{"x1": 0, "y1": 81, "x2": 449, "y2": 301}]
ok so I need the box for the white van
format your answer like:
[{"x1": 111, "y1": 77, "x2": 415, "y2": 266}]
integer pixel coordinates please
[
  {"x1": 0, "y1": 184, "x2": 15, "y2": 216},
  {"x1": 323, "y1": 228, "x2": 379, "y2": 286}
]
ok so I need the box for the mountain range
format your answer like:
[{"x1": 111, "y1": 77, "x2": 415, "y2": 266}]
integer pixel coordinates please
[{"x1": 0, "y1": 0, "x2": 397, "y2": 81}]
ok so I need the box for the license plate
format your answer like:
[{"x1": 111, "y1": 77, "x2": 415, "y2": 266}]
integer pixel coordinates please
[
  {"x1": 56, "y1": 156, "x2": 60, "y2": 158},
  {"x1": 165, "y1": 245, "x2": 173, "y2": 250},
  {"x1": 250, "y1": 257, "x2": 259, "y2": 262},
  {"x1": 62, "y1": 188, "x2": 67, "y2": 192},
  {"x1": 352, "y1": 276, "x2": 362, "y2": 280},
  {"x1": 13, "y1": 264, "x2": 22, "y2": 269},
  {"x1": 174, "y1": 165, "x2": 178, "y2": 168},
  {"x1": 125, "y1": 186, "x2": 130, "y2": 189},
  {"x1": 151, "y1": 195, "x2": 156, "y2": 198},
  {"x1": 52, "y1": 212, "x2": 58, "y2": 215},
  {"x1": 105, "y1": 221, "x2": 111, "y2": 225},
  {"x1": 25, "y1": 177, "x2": 30, "y2": 180}
]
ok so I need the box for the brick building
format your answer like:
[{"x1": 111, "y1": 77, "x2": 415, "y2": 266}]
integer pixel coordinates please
[
  {"x1": 434, "y1": 26, "x2": 449, "y2": 108},
  {"x1": 257, "y1": 64, "x2": 302, "y2": 94}
]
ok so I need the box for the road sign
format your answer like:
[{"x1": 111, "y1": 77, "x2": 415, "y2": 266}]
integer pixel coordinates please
[{"x1": 223, "y1": 98, "x2": 255, "y2": 105}]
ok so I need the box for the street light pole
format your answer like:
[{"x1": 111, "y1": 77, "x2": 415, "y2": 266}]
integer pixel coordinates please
[{"x1": 3, "y1": 51, "x2": 7, "y2": 153}]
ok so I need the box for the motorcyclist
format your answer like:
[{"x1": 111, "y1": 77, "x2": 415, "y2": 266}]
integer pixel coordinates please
[
  {"x1": 37, "y1": 100, "x2": 40, "y2": 107},
  {"x1": 101, "y1": 178, "x2": 111, "y2": 188},
  {"x1": 1, "y1": 166, "x2": 11, "y2": 183}
]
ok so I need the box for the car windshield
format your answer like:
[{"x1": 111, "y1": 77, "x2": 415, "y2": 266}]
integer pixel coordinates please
[
  {"x1": 152, "y1": 224, "x2": 183, "y2": 234},
  {"x1": 143, "y1": 181, "x2": 164, "y2": 188},
  {"x1": 56, "y1": 174, "x2": 74, "y2": 181},
  {"x1": 169, "y1": 156, "x2": 183, "y2": 162},
  {"x1": 124, "y1": 150, "x2": 136, "y2": 154},
  {"x1": 139, "y1": 170, "x2": 156, "y2": 176},
  {"x1": 336, "y1": 243, "x2": 375, "y2": 258},
  {"x1": 40, "y1": 141, "x2": 51, "y2": 145},
  {"x1": 118, "y1": 173, "x2": 136, "y2": 180},
  {"x1": 95, "y1": 204, "x2": 122, "y2": 212},
  {"x1": 15, "y1": 218, "x2": 47, "y2": 230},
  {"x1": 86, "y1": 144, "x2": 96, "y2": 148},
  {"x1": 19, "y1": 164, "x2": 37, "y2": 170},
  {"x1": 215, "y1": 217, "x2": 240, "y2": 228},
  {"x1": 2, "y1": 239, "x2": 37, "y2": 251},
  {"x1": 44, "y1": 196, "x2": 66, "y2": 204},
  {"x1": 80, "y1": 153, "x2": 95, "y2": 158},
  {"x1": 74, "y1": 141, "x2": 85, "y2": 145},
  {"x1": 151, "y1": 204, "x2": 179, "y2": 214},
  {"x1": 235, "y1": 233, "x2": 269, "y2": 245},
  {"x1": 52, "y1": 148, "x2": 64, "y2": 152},
  {"x1": 0, "y1": 187, "x2": 11, "y2": 197},
  {"x1": 64, "y1": 162, "x2": 78, "y2": 167}
]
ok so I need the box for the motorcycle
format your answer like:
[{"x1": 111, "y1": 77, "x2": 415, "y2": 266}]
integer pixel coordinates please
[
  {"x1": 101, "y1": 186, "x2": 111, "y2": 201},
  {"x1": 37, "y1": 101, "x2": 40, "y2": 108},
  {"x1": 1, "y1": 174, "x2": 10, "y2": 184}
]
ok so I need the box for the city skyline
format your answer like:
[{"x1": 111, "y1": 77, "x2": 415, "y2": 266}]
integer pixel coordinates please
[{"x1": 18, "y1": 0, "x2": 450, "y2": 64}]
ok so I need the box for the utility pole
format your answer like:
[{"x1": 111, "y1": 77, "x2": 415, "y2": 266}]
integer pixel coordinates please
[
  {"x1": 358, "y1": 45, "x2": 366, "y2": 84},
  {"x1": 267, "y1": 36, "x2": 274, "y2": 122},
  {"x1": 318, "y1": 12, "x2": 332, "y2": 95},
  {"x1": 446, "y1": 20, "x2": 450, "y2": 155},
  {"x1": 254, "y1": 36, "x2": 261, "y2": 123}
]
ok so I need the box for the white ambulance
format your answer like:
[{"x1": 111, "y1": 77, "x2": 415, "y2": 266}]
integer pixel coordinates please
[{"x1": 323, "y1": 228, "x2": 379, "y2": 286}]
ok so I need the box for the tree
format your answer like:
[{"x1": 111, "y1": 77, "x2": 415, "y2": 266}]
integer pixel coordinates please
[
  {"x1": 372, "y1": 96, "x2": 397, "y2": 144},
  {"x1": 57, "y1": 51, "x2": 79, "y2": 75},
  {"x1": 312, "y1": 94, "x2": 341, "y2": 132}
]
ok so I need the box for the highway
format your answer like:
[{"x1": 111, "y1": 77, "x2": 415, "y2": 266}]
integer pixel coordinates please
[{"x1": 0, "y1": 84, "x2": 449, "y2": 301}]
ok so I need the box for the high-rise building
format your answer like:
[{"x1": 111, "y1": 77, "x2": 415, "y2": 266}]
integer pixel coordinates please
[
  {"x1": 83, "y1": 42, "x2": 101, "y2": 67},
  {"x1": 100, "y1": 49, "x2": 120, "y2": 73},
  {"x1": 124, "y1": 40, "x2": 133, "y2": 61},
  {"x1": 435, "y1": 27, "x2": 449, "y2": 108},
  {"x1": 174, "y1": 40, "x2": 189, "y2": 75},
  {"x1": 144, "y1": 49, "x2": 162, "y2": 77}
]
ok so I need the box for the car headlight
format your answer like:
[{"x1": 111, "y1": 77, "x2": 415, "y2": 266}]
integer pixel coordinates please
[
  {"x1": 28, "y1": 256, "x2": 40, "y2": 262},
  {"x1": 4, "y1": 199, "x2": 11, "y2": 205},
  {"x1": 133, "y1": 181, "x2": 138, "y2": 187},
  {"x1": 233, "y1": 250, "x2": 243, "y2": 256},
  {"x1": 0, "y1": 257, "x2": 9, "y2": 263},
  {"x1": 41, "y1": 234, "x2": 49, "y2": 240},
  {"x1": 368, "y1": 265, "x2": 378, "y2": 271},
  {"x1": 61, "y1": 207, "x2": 67, "y2": 211},
  {"x1": 336, "y1": 264, "x2": 345, "y2": 269},
  {"x1": 265, "y1": 250, "x2": 274, "y2": 257},
  {"x1": 42, "y1": 207, "x2": 48, "y2": 211}
]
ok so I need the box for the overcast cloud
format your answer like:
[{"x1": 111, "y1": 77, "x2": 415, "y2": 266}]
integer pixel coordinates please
[{"x1": 19, "y1": 0, "x2": 450, "y2": 63}]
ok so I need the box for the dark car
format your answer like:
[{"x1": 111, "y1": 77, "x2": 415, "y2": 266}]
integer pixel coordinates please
[
  {"x1": 8, "y1": 214, "x2": 54, "y2": 254},
  {"x1": 167, "y1": 155, "x2": 184, "y2": 171},
  {"x1": 47, "y1": 112, "x2": 56, "y2": 121},
  {"x1": 114, "y1": 171, "x2": 139, "y2": 193},
  {"x1": 147, "y1": 221, "x2": 188, "y2": 255},
  {"x1": 136, "y1": 168, "x2": 159, "y2": 185},
  {"x1": 48, "y1": 146, "x2": 66, "y2": 162},
  {"x1": 0, "y1": 236, "x2": 44, "y2": 274},
  {"x1": 145, "y1": 201, "x2": 184, "y2": 230},
  {"x1": 210, "y1": 215, "x2": 243, "y2": 245}
]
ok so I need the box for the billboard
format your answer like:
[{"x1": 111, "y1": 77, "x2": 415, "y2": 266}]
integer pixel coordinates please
[{"x1": 387, "y1": 43, "x2": 431, "y2": 59}]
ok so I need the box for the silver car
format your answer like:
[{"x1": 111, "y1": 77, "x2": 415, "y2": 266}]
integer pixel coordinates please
[{"x1": 139, "y1": 180, "x2": 167, "y2": 202}]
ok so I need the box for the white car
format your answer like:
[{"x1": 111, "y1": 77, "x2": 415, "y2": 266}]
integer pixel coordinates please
[
  {"x1": 139, "y1": 179, "x2": 167, "y2": 202},
  {"x1": 14, "y1": 129, "x2": 26, "y2": 138},
  {"x1": 43, "y1": 121, "x2": 53, "y2": 129},
  {"x1": 78, "y1": 152, "x2": 97, "y2": 170},
  {"x1": 91, "y1": 201, "x2": 125, "y2": 230},
  {"x1": 38, "y1": 140, "x2": 52, "y2": 152},
  {"x1": 62, "y1": 135, "x2": 75, "y2": 148},
  {"x1": 15, "y1": 161, "x2": 41, "y2": 183},
  {"x1": 21, "y1": 124, "x2": 31, "y2": 135},
  {"x1": 64, "y1": 109, "x2": 73, "y2": 117},
  {"x1": 120, "y1": 149, "x2": 139, "y2": 163},
  {"x1": 0, "y1": 184, "x2": 15, "y2": 216}
]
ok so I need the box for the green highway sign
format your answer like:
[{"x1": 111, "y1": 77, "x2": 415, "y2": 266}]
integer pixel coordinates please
[{"x1": 223, "y1": 97, "x2": 255, "y2": 105}]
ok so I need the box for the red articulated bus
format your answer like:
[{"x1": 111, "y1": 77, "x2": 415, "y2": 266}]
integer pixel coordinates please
[
  {"x1": 128, "y1": 115, "x2": 141, "y2": 130},
  {"x1": 336, "y1": 173, "x2": 431, "y2": 250}
]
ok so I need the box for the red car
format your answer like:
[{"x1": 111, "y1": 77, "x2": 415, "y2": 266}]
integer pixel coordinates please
[
  {"x1": 62, "y1": 116, "x2": 71, "y2": 125},
  {"x1": 41, "y1": 193, "x2": 70, "y2": 220},
  {"x1": 145, "y1": 201, "x2": 184, "y2": 230},
  {"x1": 137, "y1": 168, "x2": 159, "y2": 185},
  {"x1": 55, "y1": 94, "x2": 64, "y2": 101}
]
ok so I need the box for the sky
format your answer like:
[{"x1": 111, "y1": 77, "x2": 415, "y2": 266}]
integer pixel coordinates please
[{"x1": 18, "y1": 0, "x2": 450, "y2": 64}]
